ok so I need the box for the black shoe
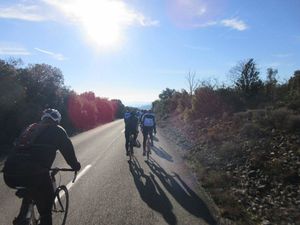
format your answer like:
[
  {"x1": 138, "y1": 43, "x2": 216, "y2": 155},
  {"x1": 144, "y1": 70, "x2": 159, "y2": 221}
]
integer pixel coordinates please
[
  {"x1": 13, "y1": 217, "x2": 28, "y2": 225},
  {"x1": 143, "y1": 150, "x2": 146, "y2": 156}
]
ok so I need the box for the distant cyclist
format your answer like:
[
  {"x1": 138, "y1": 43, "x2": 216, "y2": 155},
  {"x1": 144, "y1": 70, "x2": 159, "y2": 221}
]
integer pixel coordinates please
[
  {"x1": 141, "y1": 110, "x2": 156, "y2": 156},
  {"x1": 124, "y1": 110, "x2": 139, "y2": 155},
  {"x1": 124, "y1": 109, "x2": 131, "y2": 124},
  {"x1": 2, "y1": 108, "x2": 81, "y2": 225}
]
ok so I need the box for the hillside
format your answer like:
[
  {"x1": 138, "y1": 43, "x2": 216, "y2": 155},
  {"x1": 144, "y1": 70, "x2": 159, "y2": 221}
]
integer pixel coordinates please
[{"x1": 158, "y1": 108, "x2": 300, "y2": 225}]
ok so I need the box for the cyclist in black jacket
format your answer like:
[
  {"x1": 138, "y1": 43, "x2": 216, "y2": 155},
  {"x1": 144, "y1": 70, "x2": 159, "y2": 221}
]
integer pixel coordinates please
[
  {"x1": 141, "y1": 110, "x2": 156, "y2": 156},
  {"x1": 124, "y1": 110, "x2": 139, "y2": 155},
  {"x1": 3, "y1": 108, "x2": 81, "y2": 225}
]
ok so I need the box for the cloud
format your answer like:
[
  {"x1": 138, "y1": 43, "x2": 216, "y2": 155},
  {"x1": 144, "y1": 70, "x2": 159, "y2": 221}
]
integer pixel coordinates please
[
  {"x1": 42, "y1": 0, "x2": 159, "y2": 27},
  {"x1": 184, "y1": 44, "x2": 211, "y2": 51},
  {"x1": 272, "y1": 53, "x2": 292, "y2": 58},
  {"x1": 191, "y1": 21, "x2": 218, "y2": 28},
  {"x1": 135, "y1": 14, "x2": 160, "y2": 27},
  {"x1": 265, "y1": 62, "x2": 281, "y2": 68},
  {"x1": 221, "y1": 18, "x2": 248, "y2": 31},
  {"x1": 0, "y1": 3, "x2": 48, "y2": 21},
  {"x1": 0, "y1": 1, "x2": 159, "y2": 27},
  {"x1": 0, "y1": 44, "x2": 30, "y2": 55},
  {"x1": 34, "y1": 47, "x2": 67, "y2": 60}
]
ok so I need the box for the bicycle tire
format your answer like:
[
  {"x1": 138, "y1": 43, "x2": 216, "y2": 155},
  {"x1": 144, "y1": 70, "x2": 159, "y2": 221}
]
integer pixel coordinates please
[{"x1": 52, "y1": 185, "x2": 69, "y2": 225}]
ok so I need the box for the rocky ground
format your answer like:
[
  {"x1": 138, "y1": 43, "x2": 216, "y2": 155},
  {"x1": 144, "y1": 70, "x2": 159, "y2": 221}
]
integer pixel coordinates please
[{"x1": 158, "y1": 113, "x2": 300, "y2": 225}]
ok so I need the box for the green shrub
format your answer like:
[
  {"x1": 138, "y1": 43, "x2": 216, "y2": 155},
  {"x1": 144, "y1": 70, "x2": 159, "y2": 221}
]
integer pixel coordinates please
[
  {"x1": 286, "y1": 114, "x2": 300, "y2": 132},
  {"x1": 240, "y1": 122, "x2": 265, "y2": 138},
  {"x1": 192, "y1": 87, "x2": 225, "y2": 119},
  {"x1": 183, "y1": 108, "x2": 194, "y2": 122},
  {"x1": 233, "y1": 111, "x2": 251, "y2": 126},
  {"x1": 269, "y1": 108, "x2": 290, "y2": 129},
  {"x1": 287, "y1": 98, "x2": 300, "y2": 112},
  {"x1": 201, "y1": 170, "x2": 229, "y2": 188},
  {"x1": 218, "y1": 141, "x2": 242, "y2": 159}
]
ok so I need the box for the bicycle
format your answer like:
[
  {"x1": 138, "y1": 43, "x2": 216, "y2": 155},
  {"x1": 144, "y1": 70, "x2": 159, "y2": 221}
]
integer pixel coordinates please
[{"x1": 14, "y1": 168, "x2": 77, "y2": 225}]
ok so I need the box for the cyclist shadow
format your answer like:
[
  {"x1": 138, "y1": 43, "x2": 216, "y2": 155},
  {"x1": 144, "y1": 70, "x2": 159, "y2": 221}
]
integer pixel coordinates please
[
  {"x1": 128, "y1": 157, "x2": 177, "y2": 225},
  {"x1": 151, "y1": 146, "x2": 173, "y2": 162},
  {"x1": 146, "y1": 158, "x2": 217, "y2": 225}
]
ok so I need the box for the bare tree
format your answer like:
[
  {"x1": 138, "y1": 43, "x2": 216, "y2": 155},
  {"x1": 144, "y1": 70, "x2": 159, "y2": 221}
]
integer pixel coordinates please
[
  {"x1": 265, "y1": 68, "x2": 278, "y2": 102},
  {"x1": 186, "y1": 71, "x2": 199, "y2": 95}
]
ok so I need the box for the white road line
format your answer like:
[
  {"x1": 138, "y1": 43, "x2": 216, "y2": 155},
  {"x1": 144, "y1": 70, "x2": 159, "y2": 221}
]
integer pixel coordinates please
[{"x1": 55, "y1": 164, "x2": 92, "y2": 201}]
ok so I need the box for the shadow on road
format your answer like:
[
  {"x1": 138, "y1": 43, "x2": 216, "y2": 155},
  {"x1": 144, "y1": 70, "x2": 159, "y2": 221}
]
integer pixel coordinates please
[
  {"x1": 153, "y1": 135, "x2": 159, "y2": 142},
  {"x1": 151, "y1": 146, "x2": 173, "y2": 162},
  {"x1": 128, "y1": 157, "x2": 177, "y2": 225},
  {"x1": 146, "y1": 158, "x2": 217, "y2": 225}
]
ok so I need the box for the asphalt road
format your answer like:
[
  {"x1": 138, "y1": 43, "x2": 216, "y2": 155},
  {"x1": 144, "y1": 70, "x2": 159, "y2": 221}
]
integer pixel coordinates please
[{"x1": 0, "y1": 120, "x2": 217, "y2": 225}]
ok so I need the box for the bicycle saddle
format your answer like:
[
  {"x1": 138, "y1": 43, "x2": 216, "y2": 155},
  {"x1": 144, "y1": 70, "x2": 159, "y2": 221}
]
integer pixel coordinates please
[{"x1": 15, "y1": 187, "x2": 28, "y2": 198}]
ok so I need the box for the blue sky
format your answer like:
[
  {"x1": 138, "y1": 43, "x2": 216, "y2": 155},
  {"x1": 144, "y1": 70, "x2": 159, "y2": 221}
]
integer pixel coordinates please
[{"x1": 0, "y1": 0, "x2": 299, "y2": 106}]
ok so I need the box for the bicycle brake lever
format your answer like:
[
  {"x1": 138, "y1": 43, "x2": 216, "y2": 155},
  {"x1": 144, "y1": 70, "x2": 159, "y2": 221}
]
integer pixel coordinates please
[{"x1": 72, "y1": 171, "x2": 77, "y2": 183}]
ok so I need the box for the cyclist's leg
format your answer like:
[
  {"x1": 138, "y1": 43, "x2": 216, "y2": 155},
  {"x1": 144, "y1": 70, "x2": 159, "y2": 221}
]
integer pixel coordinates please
[
  {"x1": 4, "y1": 174, "x2": 31, "y2": 223},
  {"x1": 14, "y1": 197, "x2": 31, "y2": 222},
  {"x1": 149, "y1": 127, "x2": 154, "y2": 146},
  {"x1": 33, "y1": 174, "x2": 54, "y2": 225},
  {"x1": 142, "y1": 128, "x2": 148, "y2": 155},
  {"x1": 133, "y1": 129, "x2": 139, "y2": 146},
  {"x1": 125, "y1": 130, "x2": 130, "y2": 155}
]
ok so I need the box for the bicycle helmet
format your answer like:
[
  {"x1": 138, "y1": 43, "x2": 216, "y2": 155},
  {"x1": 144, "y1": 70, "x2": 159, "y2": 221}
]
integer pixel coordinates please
[{"x1": 41, "y1": 108, "x2": 62, "y2": 123}]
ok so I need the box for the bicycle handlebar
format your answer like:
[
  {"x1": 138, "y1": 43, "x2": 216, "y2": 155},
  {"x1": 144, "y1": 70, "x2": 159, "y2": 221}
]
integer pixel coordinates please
[{"x1": 50, "y1": 168, "x2": 78, "y2": 183}]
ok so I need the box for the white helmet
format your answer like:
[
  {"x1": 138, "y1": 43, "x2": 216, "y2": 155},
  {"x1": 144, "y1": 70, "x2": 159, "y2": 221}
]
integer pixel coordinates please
[{"x1": 41, "y1": 108, "x2": 62, "y2": 123}]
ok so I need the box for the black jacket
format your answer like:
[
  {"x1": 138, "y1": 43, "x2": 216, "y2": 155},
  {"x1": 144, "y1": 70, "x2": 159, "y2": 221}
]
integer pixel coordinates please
[{"x1": 3, "y1": 122, "x2": 80, "y2": 175}]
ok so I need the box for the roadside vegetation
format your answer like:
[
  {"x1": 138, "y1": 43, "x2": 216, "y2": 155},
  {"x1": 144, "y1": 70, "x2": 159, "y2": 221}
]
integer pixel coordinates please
[
  {"x1": 0, "y1": 58, "x2": 125, "y2": 156},
  {"x1": 153, "y1": 59, "x2": 300, "y2": 225}
]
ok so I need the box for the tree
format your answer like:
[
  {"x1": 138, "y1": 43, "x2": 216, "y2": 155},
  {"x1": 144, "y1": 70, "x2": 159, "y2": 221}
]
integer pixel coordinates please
[
  {"x1": 186, "y1": 71, "x2": 199, "y2": 96},
  {"x1": 288, "y1": 70, "x2": 300, "y2": 98},
  {"x1": 265, "y1": 68, "x2": 278, "y2": 102},
  {"x1": 231, "y1": 58, "x2": 263, "y2": 99},
  {"x1": 111, "y1": 99, "x2": 125, "y2": 119},
  {"x1": 158, "y1": 88, "x2": 175, "y2": 100}
]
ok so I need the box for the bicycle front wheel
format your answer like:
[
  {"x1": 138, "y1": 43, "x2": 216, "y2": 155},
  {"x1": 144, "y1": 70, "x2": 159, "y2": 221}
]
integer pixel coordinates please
[
  {"x1": 29, "y1": 204, "x2": 39, "y2": 225},
  {"x1": 52, "y1": 185, "x2": 69, "y2": 225}
]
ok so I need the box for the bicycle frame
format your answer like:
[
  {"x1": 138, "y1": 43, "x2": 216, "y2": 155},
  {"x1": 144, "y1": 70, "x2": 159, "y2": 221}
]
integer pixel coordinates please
[
  {"x1": 128, "y1": 134, "x2": 135, "y2": 160},
  {"x1": 15, "y1": 168, "x2": 76, "y2": 225}
]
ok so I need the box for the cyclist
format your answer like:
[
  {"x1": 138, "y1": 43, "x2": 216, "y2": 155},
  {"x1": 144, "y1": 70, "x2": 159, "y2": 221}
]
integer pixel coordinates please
[
  {"x1": 2, "y1": 108, "x2": 81, "y2": 225},
  {"x1": 124, "y1": 110, "x2": 139, "y2": 156},
  {"x1": 141, "y1": 109, "x2": 156, "y2": 156},
  {"x1": 124, "y1": 109, "x2": 131, "y2": 124}
]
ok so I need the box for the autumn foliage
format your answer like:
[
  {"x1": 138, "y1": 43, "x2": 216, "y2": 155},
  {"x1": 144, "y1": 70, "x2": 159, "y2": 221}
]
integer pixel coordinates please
[
  {"x1": 68, "y1": 92, "x2": 117, "y2": 130},
  {"x1": 0, "y1": 59, "x2": 125, "y2": 146}
]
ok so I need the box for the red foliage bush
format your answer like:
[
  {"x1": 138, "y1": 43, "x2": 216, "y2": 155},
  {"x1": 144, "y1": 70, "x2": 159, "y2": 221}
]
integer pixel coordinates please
[
  {"x1": 192, "y1": 87, "x2": 225, "y2": 119},
  {"x1": 67, "y1": 92, "x2": 117, "y2": 130}
]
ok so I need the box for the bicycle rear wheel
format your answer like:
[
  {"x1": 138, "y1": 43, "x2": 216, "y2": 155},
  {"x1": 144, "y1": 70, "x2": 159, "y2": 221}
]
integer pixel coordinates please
[{"x1": 52, "y1": 185, "x2": 69, "y2": 225}]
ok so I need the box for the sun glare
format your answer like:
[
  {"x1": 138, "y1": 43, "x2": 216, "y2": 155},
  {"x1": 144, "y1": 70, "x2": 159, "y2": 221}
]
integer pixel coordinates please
[{"x1": 49, "y1": 0, "x2": 136, "y2": 49}]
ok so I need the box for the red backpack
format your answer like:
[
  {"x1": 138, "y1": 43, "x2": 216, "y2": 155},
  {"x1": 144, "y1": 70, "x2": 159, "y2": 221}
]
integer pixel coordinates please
[{"x1": 15, "y1": 123, "x2": 48, "y2": 150}]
